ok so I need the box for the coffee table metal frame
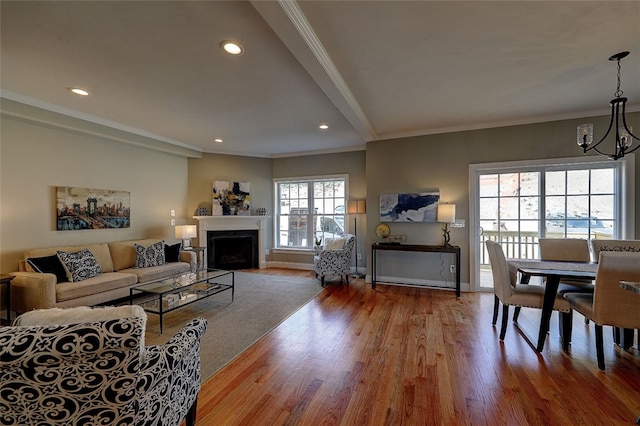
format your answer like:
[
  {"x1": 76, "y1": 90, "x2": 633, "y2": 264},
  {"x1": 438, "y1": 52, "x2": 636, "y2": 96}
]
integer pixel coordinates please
[{"x1": 130, "y1": 269, "x2": 234, "y2": 334}]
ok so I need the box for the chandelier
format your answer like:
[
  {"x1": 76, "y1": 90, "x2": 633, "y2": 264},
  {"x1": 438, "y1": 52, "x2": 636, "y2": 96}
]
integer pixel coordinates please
[{"x1": 577, "y1": 51, "x2": 638, "y2": 160}]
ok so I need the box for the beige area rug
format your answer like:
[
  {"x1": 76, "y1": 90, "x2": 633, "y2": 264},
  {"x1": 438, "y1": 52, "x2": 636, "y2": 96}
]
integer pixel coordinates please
[{"x1": 143, "y1": 271, "x2": 323, "y2": 380}]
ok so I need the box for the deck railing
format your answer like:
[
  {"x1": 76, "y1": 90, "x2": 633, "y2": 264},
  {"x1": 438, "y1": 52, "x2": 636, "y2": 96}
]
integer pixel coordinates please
[
  {"x1": 480, "y1": 231, "x2": 539, "y2": 265},
  {"x1": 479, "y1": 230, "x2": 611, "y2": 265}
]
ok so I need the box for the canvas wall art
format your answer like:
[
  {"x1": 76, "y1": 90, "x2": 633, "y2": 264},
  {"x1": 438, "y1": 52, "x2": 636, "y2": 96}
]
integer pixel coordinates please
[
  {"x1": 380, "y1": 191, "x2": 440, "y2": 222},
  {"x1": 212, "y1": 181, "x2": 251, "y2": 216},
  {"x1": 56, "y1": 186, "x2": 130, "y2": 231}
]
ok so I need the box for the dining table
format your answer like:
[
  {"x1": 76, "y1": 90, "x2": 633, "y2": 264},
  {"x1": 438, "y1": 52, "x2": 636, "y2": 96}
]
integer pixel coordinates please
[{"x1": 506, "y1": 259, "x2": 598, "y2": 352}]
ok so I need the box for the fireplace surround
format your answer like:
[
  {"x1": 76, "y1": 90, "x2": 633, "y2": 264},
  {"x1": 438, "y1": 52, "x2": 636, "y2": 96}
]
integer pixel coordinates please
[{"x1": 194, "y1": 216, "x2": 268, "y2": 269}]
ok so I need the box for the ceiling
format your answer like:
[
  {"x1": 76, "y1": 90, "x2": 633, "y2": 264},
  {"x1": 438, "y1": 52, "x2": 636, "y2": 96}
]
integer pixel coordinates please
[{"x1": 2, "y1": 1, "x2": 639, "y2": 158}]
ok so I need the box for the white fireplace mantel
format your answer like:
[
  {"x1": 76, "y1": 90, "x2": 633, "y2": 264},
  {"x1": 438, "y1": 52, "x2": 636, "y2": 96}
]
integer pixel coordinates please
[{"x1": 194, "y1": 215, "x2": 268, "y2": 268}]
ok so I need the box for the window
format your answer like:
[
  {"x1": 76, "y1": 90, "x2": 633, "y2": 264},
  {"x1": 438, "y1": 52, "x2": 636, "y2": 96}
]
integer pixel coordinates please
[
  {"x1": 478, "y1": 166, "x2": 617, "y2": 259},
  {"x1": 275, "y1": 176, "x2": 347, "y2": 249},
  {"x1": 470, "y1": 155, "x2": 634, "y2": 292}
]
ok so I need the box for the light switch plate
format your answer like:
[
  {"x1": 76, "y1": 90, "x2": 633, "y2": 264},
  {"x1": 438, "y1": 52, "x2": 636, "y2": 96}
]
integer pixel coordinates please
[
  {"x1": 170, "y1": 219, "x2": 175, "y2": 226},
  {"x1": 170, "y1": 210, "x2": 176, "y2": 217},
  {"x1": 451, "y1": 219, "x2": 465, "y2": 228}
]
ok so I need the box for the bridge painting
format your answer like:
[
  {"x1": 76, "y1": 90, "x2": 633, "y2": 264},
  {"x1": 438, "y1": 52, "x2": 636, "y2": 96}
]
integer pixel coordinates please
[{"x1": 56, "y1": 186, "x2": 130, "y2": 231}]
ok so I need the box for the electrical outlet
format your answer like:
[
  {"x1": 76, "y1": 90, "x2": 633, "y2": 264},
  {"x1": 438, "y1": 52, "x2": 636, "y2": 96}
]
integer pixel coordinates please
[
  {"x1": 265, "y1": 249, "x2": 270, "y2": 256},
  {"x1": 357, "y1": 253, "x2": 362, "y2": 260},
  {"x1": 450, "y1": 265, "x2": 455, "y2": 273},
  {"x1": 170, "y1": 219, "x2": 175, "y2": 226},
  {"x1": 170, "y1": 209, "x2": 176, "y2": 217}
]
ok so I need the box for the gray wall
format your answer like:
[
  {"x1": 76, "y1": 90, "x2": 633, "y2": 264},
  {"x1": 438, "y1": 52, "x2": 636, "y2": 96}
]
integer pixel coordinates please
[
  {"x1": 272, "y1": 150, "x2": 367, "y2": 265},
  {"x1": 0, "y1": 101, "x2": 197, "y2": 273},
  {"x1": 186, "y1": 153, "x2": 273, "y2": 249},
  {"x1": 366, "y1": 112, "x2": 640, "y2": 285},
  {"x1": 2, "y1": 96, "x2": 637, "y2": 289}
]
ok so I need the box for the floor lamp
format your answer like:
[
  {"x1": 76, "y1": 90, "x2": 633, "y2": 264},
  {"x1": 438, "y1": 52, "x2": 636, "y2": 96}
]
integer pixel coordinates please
[{"x1": 348, "y1": 200, "x2": 366, "y2": 278}]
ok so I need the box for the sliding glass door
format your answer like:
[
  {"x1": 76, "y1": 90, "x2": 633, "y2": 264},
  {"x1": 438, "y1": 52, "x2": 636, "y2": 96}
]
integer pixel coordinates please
[{"x1": 470, "y1": 156, "x2": 631, "y2": 292}]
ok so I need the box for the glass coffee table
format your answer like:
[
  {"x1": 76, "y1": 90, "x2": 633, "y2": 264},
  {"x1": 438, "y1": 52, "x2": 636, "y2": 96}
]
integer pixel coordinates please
[{"x1": 130, "y1": 269, "x2": 234, "y2": 334}]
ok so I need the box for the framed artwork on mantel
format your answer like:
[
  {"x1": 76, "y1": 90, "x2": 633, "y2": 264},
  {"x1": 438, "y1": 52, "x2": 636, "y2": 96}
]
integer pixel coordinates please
[
  {"x1": 56, "y1": 186, "x2": 130, "y2": 230},
  {"x1": 212, "y1": 181, "x2": 251, "y2": 216},
  {"x1": 379, "y1": 191, "x2": 439, "y2": 223}
]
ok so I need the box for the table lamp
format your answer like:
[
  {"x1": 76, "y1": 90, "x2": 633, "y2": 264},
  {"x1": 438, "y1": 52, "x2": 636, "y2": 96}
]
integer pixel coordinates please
[
  {"x1": 175, "y1": 224, "x2": 197, "y2": 249},
  {"x1": 437, "y1": 203, "x2": 456, "y2": 247}
]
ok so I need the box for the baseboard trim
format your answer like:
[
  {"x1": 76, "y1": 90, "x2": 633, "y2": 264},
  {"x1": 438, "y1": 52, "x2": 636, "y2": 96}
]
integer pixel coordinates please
[{"x1": 266, "y1": 261, "x2": 314, "y2": 271}]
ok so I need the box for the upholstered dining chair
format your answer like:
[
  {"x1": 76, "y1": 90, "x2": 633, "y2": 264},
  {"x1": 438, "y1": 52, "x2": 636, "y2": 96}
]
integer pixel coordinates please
[
  {"x1": 313, "y1": 234, "x2": 356, "y2": 286},
  {"x1": 591, "y1": 239, "x2": 640, "y2": 259},
  {"x1": 539, "y1": 238, "x2": 594, "y2": 326},
  {"x1": 590, "y1": 239, "x2": 640, "y2": 347},
  {"x1": 563, "y1": 251, "x2": 640, "y2": 370},
  {"x1": 539, "y1": 238, "x2": 594, "y2": 293},
  {"x1": 486, "y1": 240, "x2": 573, "y2": 344}
]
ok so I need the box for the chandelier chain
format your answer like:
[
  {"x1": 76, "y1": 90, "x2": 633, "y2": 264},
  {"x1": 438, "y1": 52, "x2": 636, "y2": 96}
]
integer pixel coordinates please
[{"x1": 615, "y1": 57, "x2": 623, "y2": 98}]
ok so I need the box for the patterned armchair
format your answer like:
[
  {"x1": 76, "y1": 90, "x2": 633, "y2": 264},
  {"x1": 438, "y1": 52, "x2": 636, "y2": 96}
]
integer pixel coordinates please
[
  {"x1": 313, "y1": 234, "x2": 356, "y2": 286},
  {"x1": 0, "y1": 306, "x2": 207, "y2": 426}
]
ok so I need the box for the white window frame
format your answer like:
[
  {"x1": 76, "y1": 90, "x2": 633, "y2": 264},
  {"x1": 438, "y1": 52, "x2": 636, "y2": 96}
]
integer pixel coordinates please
[
  {"x1": 469, "y1": 154, "x2": 635, "y2": 292},
  {"x1": 272, "y1": 174, "x2": 349, "y2": 254}
]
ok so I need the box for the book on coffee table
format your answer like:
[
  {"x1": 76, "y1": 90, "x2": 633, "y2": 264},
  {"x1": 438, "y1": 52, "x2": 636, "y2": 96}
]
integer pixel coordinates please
[{"x1": 192, "y1": 283, "x2": 221, "y2": 292}]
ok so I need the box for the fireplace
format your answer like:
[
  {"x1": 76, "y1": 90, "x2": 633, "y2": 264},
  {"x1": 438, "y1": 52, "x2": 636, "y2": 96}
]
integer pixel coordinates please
[
  {"x1": 207, "y1": 230, "x2": 258, "y2": 270},
  {"x1": 195, "y1": 215, "x2": 267, "y2": 270}
]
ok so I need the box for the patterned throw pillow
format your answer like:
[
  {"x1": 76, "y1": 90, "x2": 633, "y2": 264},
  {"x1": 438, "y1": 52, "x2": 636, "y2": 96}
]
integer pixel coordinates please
[
  {"x1": 56, "y1": 249, "x2": 102, "y2": 282},
  {"x1": 134, "y1": 241, "x2": 166, "y2": 268}
]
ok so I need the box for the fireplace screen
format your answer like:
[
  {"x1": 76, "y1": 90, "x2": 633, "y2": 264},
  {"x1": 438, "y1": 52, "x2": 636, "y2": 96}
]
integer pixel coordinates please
[{"x1": 208, "y1": 230, "x2": 258, "y2": 270}]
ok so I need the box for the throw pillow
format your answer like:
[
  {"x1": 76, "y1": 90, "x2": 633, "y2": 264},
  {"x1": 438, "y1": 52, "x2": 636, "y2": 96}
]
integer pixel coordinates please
[
  {"x1": 164, "y1": 242, "x2": 182, "y2": 263},
  {"x1": 56, "y1": 249, "x2": 102, "y2": 282},
  {"x1": 26, "y1": 254, "x2": 69, "y2": 283},
  {"x1": 134, "y1": 240, "x2": 166, "y2": 268},
  {"x1": 324, "y1": 237, "x2": 346, "y2": 250}
]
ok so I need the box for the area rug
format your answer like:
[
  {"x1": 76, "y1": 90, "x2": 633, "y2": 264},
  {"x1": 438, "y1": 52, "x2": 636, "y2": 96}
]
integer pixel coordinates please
[{"x1": 143, "y1": 271, "x2": 323, "y2": 380}]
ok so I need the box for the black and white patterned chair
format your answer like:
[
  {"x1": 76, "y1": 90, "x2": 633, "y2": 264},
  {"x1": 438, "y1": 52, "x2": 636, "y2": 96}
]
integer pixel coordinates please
[
  {"x1": 0, "y1": 307, "x2": 207, "y2": 426},
  {"x1": 313, "y1": 234, "x2": 356, "y2": 286}
]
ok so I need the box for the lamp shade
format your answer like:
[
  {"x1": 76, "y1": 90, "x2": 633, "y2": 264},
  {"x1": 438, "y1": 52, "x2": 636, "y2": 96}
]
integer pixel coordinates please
[
  {"x1": 175, "y1": 224, "x2": 197, "y2": 239},
  {"x1": 347, "y1": 200, "x2": 366, "y2": 214},
  {"x1": 437, "y1": 204, "x2": 456, "y2": 223}
]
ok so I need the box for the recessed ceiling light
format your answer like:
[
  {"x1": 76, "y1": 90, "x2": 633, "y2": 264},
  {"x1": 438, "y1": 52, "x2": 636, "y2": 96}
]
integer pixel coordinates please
[
  {"x1": 319, "y1": 123, "x2": 329, "y2": 130},
  {"x1": 67, "y1": 87, "x2": 90, "y2": 96},
  {"x1": 220, "y1": 41, "x2": 244, "y2": 55},
  {"x1": 214, "y1": 138, "x2": 223, "y2": 143}
]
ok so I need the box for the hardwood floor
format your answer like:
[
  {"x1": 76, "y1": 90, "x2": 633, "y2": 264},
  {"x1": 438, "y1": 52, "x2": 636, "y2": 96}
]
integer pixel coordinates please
[{"x1": 192, "y1": 270, "x2": 640, "y2": 425}]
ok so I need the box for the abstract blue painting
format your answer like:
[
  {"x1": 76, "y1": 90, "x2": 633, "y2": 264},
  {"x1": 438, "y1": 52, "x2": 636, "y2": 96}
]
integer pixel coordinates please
[{"x1": 380, "y1": 191, "x2": 440, "y2": 222}]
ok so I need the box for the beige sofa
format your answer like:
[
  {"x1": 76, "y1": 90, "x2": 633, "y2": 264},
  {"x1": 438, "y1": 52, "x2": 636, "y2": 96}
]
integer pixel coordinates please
[{"x1": 9, "y1": 239, "x2": 195, "y2": 313}]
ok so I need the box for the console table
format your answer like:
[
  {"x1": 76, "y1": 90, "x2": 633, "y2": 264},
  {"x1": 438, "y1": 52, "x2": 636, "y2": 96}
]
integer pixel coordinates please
[{"x1": 371, "y1": 243, "x2": 461, "y2": 297}]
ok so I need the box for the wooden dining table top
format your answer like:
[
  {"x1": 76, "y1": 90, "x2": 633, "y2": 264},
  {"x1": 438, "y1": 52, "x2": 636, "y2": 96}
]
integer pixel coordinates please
[{"x1": 507, "y1": 258, "x2": 598, "y2": 273}]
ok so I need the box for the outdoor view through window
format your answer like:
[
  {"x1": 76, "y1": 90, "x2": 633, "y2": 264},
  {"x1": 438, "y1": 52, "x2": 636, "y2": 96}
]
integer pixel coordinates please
[
  {"x1": 277, "y1": 178, "x2": 346, "y2": 249},
  {"x1": 479, "y1": 166, "x2": 616, "y2": 263}
]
